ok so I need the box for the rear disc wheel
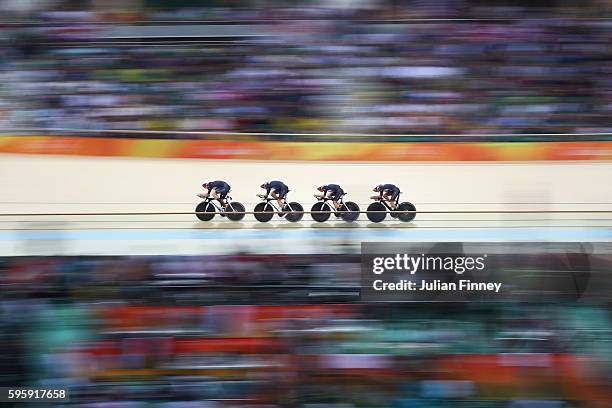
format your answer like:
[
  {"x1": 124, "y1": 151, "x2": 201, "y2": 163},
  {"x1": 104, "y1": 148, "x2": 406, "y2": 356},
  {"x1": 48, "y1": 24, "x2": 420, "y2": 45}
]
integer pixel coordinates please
[
  {"x1": 341, "y1": 201, "x2": 360, "y2": 222},
  {"x1": 226, "y1": 202, "x2": 245, "y2": 221},
  {"x1": 284, "y1": 202, "x2": 304, "y2": 223},
  {"x1": 397, "y1": 202, "x2": 417, "y2": 222}
]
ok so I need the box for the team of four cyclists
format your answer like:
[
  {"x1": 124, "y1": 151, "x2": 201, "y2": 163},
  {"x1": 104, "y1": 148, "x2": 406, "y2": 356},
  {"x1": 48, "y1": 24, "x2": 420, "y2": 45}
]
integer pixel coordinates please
[{"x1": 197, "y1": 180, "x2": 401, "y2": 215}]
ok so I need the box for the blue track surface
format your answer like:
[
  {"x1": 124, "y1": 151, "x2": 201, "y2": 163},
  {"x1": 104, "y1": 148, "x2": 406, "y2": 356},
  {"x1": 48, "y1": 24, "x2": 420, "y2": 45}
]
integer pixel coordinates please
[{"x1": 1, "y1": 227, "x2": 611, "y2": 241}]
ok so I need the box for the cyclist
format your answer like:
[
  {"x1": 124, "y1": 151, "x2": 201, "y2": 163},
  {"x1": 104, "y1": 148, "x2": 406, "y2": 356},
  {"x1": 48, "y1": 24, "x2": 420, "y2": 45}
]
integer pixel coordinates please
[
  {"x1": 198, "y1": 180, "x2": 231, "y2": 210},
  {"x1": 316, "y1": 184, "x2": 344, "y2": 211},
  {"x1": 260, "y1": 181, "x2": 289, "y2": 211},
  {"x1": 371, "y1": 183, "x2": 400, "y2": 210}
]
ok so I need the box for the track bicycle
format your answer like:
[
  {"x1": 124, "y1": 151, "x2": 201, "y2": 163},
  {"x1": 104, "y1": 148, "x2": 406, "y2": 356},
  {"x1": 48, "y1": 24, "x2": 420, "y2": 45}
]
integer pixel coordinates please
[
  {"x1": 311, "y1": 193, "x2": 360, "y2": 222},
  {"x1": 366, "y1": 193, "x2": 416, "y2": 223},
  {"x1": 195, "y1": 195, "x2": 246, "y2": 221},
  {"x1": 254, "y1": 194, "x2": 304, "y2": 223}
]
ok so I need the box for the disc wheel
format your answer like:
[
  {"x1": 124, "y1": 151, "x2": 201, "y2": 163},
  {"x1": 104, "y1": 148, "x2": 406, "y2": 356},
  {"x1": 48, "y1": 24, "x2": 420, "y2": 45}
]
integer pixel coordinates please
[
  {"x1": 284, "y1": 202, "x2": 304, "y2": 223},
  {"x1": 254, "y1": 202, "x2": 274, "y2": 222},
  {"x1": 366, "y1": 202, "x2": 387, "y2": 223},
  {"x1": 311, "y1": 202, "x2": 331, "y2": 222},
  {"x1": 195, "y1": 202, "x2": 215, "y2": 221},
  {"x1": 226, "y1": 201, "x2": 245, "y2": 221},
  {"x1": 340, "y1": 201, "x2": 360, "y2": 222},
  {"x1": 396, "y1": 202, "x2": 417, "y2": 222}
]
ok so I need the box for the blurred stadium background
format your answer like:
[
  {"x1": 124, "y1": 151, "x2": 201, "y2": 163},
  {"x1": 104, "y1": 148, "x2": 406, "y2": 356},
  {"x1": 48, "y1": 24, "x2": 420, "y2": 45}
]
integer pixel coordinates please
[{"x1": 1, "y1": 1, "x2": 612, "y2": 407}]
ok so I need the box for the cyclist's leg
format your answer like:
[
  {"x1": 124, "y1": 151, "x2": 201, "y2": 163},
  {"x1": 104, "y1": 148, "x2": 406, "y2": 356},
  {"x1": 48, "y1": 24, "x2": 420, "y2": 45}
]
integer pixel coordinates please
[
  {"x1": 392, "y1": 190, "x2": 401, "y2": 210},
  {"x1": 391, "y1": 190, "x2": 400, "y2": 209},
  {"x1": 332, "y1": 200, "x2": 342, "y2": 215},
  {"x1": 381, "y1": 192, "x2": 390, "y2": 208},
  {"x1": 281, "y1": 188, "x2": 289, "y2": 204},
  {"x1": 208, "y1": 190, "x2": 224, "y2": 215},
  {"x1": 273, "y1": 189, "x2": 285, "y2": 210},
  {"x1": 210, "y1": 189, "x2": 219, "y2": 202},
  {"x1": 218, "y1": 190, "x2": 229, "y2": 208},
  {"x1": 337, "y1": 189, "x2": 346, "y2": 210},
  {"x1": 332, "y1": 194, "x2": 342, "y2": 210}
]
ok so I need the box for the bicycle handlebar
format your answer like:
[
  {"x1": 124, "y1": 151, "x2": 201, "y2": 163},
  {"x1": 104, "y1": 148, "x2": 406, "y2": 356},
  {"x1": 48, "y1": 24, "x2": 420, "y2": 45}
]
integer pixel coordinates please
[
  {"x1": 372, "y1": 195, "x2": 401, "y2": 202},
  {"x1": 315, "y1": 195, "x2": 346, "y2": 202},
  {"x1": 199, "y1": 195, "x2": 232, "y2": 202},
  {"x1": 258, "y1": 194, "x2": 279, "y2": 202}
]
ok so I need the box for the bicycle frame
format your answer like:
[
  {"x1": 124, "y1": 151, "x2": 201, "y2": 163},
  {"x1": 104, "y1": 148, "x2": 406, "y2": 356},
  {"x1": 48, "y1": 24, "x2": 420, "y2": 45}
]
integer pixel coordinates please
[
  {"x1": 259, "y1": 196, "x2": 302, "y2": 212},
  {"x1": 316, "y1": 195, "x2": 345, "y2": 212},
  {"x1": 203, "y1": 196, "x2": 233, "y2": 212},
  {"x1": 259, "y1": 197, "x2": 283, "y2": 212},
  {"x1": 376, "y1": 198, "x2": 396, "y2": 211},
  {"x1": 375, "y1": 193, "x2": 400, "y2": 210},
  {"x1": 319, "y1": 193, "x2": 345, "y2": 204}
]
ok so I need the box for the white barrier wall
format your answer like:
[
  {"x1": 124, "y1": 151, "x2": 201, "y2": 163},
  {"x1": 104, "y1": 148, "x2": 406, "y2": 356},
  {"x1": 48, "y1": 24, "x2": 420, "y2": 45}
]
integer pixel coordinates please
[{"x1": 1, "y1": 154, "x2": 611, "y2": 213}]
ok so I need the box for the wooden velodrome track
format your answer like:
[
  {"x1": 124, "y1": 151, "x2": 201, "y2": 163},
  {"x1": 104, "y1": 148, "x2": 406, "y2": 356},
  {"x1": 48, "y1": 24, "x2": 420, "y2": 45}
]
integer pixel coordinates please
[{"x1": 1, "y1": 153, "x2": 611, "y2": 254}]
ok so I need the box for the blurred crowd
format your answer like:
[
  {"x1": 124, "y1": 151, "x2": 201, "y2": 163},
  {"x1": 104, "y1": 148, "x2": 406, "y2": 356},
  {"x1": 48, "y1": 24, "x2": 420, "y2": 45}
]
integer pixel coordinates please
[
  {"x1": 1, "y1": 254, "x2": 612, "y2": 407},
  {"x1": 1, "y1": 2, "x2": 611, "y2": 137},
  {"x1": 4, "y1": 1, "x2": 611, "y2": 23}
]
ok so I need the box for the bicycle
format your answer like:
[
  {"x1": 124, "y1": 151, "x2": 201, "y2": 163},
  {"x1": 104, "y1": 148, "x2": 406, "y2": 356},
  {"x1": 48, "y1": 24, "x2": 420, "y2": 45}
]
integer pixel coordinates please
[
  {"x1": 366, "y1": 193, "x2": 416, "y2": 223},
  {"x1": 254, "y1": 194, "x2": 304, "y2": 223},
  {"x1": 311, "y1": 193, "x2": 360, "y2": 222},
  {"x1": 195, "y1": 195, "x2": 246, "y2": 221}
]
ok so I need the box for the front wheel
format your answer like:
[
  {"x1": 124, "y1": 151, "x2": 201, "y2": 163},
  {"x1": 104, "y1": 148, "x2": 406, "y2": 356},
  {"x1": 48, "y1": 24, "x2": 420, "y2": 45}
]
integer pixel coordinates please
[
  {"x1": 366, "y1": 202, "x2": 386, "y2": 223},
  {"x1": 341, "y1": 201, "x2": 360, "y2": 222},
  {"x1": 195, "y1": 202, "x2": 215, "y2": 221},
  {"x1": 284, "y1": 202, "x2": 304, "y2": 223},
  {"x1": 311, "y1": 202, "x2": 331, "y2": 222},
  {"x1": 226, "y1": 201, "x2": 245, "y2": 221},
  {"x1": 254, "y1": 202, "x2": 274, "y2": 222},
  {"x1": 396, "y1": 202, "x2": 417, "y2": 222}
]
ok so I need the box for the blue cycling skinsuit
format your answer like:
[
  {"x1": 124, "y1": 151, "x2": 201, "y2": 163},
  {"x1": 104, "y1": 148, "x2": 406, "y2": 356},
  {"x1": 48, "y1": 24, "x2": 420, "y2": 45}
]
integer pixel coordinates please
[
  {"x1": 380, "y1": 183, "x2": 400, "y2": 201},
  {"x1": 207, "y1": 180, "x2": 231, "y2": 198},
  {"x1": 265, "y1": 181, "x2": 289, "y2": 199},
  {"x1": 322, "y1": 184, "x2": 344, "y2": 200}
]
